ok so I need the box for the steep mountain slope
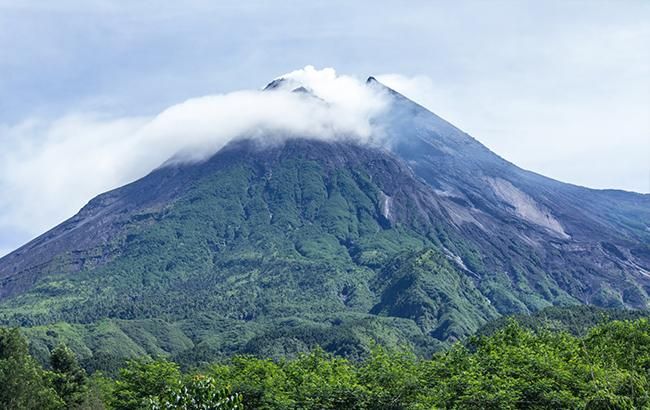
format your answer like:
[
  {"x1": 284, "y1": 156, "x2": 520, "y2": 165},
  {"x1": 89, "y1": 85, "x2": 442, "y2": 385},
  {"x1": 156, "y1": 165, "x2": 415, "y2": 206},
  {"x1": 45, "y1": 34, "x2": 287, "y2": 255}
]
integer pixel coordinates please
[
  {"x1": 0, "y1": 78, "x2": 648, "y2": 368},
  {"x1": 369, "y1": 77, "x2": 650, "y2": 309}
]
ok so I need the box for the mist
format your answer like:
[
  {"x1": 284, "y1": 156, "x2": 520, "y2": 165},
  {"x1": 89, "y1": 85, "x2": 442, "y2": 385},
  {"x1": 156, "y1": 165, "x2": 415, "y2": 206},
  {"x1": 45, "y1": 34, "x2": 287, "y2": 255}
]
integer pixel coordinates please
[{"x1": 0, "y1": 66, "x2": 391, "y2": 250}]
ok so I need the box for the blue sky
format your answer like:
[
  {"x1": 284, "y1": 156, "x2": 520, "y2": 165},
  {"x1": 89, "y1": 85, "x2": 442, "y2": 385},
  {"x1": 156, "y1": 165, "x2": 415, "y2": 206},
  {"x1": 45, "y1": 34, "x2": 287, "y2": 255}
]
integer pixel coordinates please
[{"x1": 0, "y1": 1, "x2": 649, "y2": 256}]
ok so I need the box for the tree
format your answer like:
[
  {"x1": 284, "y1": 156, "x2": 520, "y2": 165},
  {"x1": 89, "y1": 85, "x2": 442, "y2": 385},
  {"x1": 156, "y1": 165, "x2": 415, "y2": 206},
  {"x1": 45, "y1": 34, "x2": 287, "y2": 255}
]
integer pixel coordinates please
[
  {"x1": 421, "y1": 321, "x2": 587, "y2": 408},
  {"x1": 149, "y1": 374, "x2": 243, "y2": 410},
  {"x1": 358, "y1": 346, "x2": 420, "y2": 409},
  {"x1": 50, "y1": 344, "x2": 89, "y2": 408},
  {"x1": 284, "y1": 348, "x2": 366, "y2": 409},
  {"x1": 111, "y1": 358, "x2": 181, "y2": 410},
  {"x1": 210, "y1": 356, "x2": 293, "y2": 409},
  {"x1": 0, "y1": 327, "x2": 64, "y2": 409}
]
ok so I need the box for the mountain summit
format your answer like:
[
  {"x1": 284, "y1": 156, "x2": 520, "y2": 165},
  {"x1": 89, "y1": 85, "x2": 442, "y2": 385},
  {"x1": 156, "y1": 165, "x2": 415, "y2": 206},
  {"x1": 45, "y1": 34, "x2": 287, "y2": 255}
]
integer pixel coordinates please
[{"x1": 1, "y1": 77, "x2": 648, "y2": 367}]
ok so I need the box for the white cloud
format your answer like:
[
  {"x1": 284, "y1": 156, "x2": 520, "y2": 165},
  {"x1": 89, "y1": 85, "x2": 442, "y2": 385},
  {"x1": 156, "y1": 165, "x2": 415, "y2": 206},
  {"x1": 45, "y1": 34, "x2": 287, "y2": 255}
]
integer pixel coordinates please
[
  {"x1": 0, "y1": 66, "x2": 390, "y2": 255},
  {"x1": 1, "y1": 61, "x2": 648, "y2": 258}
]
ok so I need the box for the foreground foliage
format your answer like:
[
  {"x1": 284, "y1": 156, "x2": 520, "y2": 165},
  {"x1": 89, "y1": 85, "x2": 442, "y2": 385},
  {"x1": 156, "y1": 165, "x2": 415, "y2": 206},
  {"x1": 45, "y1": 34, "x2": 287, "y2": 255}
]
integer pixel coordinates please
[{"x1": 2, "y1": 317, "x2": 650, "y2": 408}]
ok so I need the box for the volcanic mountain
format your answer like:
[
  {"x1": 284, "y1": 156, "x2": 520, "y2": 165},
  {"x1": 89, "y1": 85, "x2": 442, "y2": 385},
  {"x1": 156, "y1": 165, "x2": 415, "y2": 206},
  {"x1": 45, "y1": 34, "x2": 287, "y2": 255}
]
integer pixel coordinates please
[{"x1": 1, "y1": 77, "x2": 649, "y2": 368}]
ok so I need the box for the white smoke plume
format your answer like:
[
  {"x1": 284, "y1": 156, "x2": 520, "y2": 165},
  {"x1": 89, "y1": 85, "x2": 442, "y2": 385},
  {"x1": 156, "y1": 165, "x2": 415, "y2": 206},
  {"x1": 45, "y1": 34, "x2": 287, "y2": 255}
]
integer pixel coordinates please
[{"x1": 0, "y1": 66, "x2": 392, "y2": 251}]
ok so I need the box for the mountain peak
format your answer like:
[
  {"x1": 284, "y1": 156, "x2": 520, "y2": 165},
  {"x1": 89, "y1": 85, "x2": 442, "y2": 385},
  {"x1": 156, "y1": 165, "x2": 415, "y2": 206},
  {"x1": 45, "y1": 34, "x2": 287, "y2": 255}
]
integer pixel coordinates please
[
  {"x1": 262, "y1": 78, "x2": 289, "y2": 91},
  {"x1": 262, "y1": 77, "x2": 318, "y2": 96},
  {"x1": 1, "y1": 68, "x2": 649, "y2": 371},
  {"x1": 265, "y1": 72, "x2": 387, "y2": 96}
]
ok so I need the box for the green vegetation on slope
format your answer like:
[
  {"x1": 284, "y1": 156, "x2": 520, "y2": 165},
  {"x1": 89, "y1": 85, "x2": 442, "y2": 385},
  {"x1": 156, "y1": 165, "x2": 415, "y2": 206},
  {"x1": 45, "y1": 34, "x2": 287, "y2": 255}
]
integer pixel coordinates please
[
  {"x1": 477, "y1": 304, "x2": 650, "y2": 336},
  {"x1": 3, "y1": 140, "x2": 645, "y2": 374},
  {"x1": 4, "y1": 315, "x2": 650, "y2": 409},
  {"x1": 0, "y1": 152, "x2": 500, "y2": 369}
]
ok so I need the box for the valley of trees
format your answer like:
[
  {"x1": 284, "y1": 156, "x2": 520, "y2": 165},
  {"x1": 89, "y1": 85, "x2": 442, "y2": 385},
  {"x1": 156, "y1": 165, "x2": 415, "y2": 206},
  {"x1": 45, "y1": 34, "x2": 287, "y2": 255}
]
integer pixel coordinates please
[{"x1": 2, "y1": 314, "x2": 650, "y2": 409}]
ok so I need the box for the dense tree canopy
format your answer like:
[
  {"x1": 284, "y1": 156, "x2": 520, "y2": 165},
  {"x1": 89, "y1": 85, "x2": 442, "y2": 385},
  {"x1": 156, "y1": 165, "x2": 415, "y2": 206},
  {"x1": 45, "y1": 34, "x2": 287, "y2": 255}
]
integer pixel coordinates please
[
  {"x1": 2, "y1": 316, "x2": 650, "y2": 409},
  {"x1": 0, "y1": 328, "x2": 63, "y2": 409}
]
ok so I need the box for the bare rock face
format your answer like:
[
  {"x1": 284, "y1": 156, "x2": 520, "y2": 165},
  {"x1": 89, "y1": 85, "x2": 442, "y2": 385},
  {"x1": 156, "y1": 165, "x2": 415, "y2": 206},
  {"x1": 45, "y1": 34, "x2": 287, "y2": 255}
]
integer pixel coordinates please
[
  {"x1": 0, "y1": 78, "x2": 648, "y2": 356},
  {"x1": 486, "y1": 177, "x2": 569, "y2": 239}
]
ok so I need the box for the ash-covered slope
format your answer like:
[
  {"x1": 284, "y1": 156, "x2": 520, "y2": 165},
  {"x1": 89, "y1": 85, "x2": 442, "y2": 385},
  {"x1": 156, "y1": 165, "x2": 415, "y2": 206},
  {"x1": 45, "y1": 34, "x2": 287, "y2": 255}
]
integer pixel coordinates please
[
  {"x1": 367, "y1": 77, "x2": 650, "y2": 309},
  {"x1": 0, "y1": 78, "x2": 648, "y2": 366}
]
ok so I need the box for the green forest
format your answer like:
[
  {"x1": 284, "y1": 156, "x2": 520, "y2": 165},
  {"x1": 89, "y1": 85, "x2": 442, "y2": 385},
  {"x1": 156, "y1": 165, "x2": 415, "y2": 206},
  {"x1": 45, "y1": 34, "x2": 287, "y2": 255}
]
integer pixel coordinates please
[{"x1": 3, "y1": 314, "x2": 650, "y2": 409}]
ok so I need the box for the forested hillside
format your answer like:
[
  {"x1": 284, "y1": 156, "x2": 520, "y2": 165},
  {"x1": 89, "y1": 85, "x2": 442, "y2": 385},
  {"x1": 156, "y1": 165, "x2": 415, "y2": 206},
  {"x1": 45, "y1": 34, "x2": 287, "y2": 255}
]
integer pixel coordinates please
[
  {"x1": 478, "y1": 304, "x2": 650, "y2": 336},
  {"x1": 3, "y1": 314, "x2": 650, "y2": 409}
]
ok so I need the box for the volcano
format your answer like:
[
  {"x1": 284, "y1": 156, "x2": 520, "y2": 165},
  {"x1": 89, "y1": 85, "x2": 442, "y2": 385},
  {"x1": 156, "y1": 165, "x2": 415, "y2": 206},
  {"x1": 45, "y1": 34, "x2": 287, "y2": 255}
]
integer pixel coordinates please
[{"x1": 1, "y1": 76, "x2": 648, "y2": 367}]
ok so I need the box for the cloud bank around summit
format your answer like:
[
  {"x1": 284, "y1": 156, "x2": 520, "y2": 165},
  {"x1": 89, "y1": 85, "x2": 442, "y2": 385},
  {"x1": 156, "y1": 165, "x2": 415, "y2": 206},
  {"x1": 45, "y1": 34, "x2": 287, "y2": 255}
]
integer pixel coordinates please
[{"x1": 0, "y1": 66, "x2": 392, "y2": 251}]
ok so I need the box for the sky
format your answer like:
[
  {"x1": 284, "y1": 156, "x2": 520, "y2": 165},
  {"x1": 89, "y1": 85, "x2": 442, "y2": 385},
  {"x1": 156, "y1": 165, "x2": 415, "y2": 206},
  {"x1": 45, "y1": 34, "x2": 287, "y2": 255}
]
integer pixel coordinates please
[{"x1": 0, "y1": 0, "x2": 648, "y2": 256}]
